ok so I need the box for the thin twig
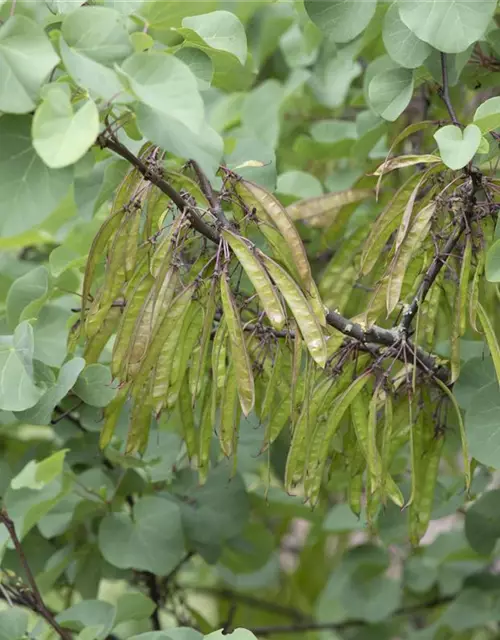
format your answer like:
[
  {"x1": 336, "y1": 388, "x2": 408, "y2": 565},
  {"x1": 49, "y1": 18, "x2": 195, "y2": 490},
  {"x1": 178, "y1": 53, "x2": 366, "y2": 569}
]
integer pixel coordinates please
[
  {"x1": 438, "y1": 53, "x2": 459, "y2": 125},
  {"x1": 190, "y1": 160, "x2": 229, "y2": 226},
  {"x1": 145, "y1": 573, "x2": 162, "y2": 631},
  {"x1": 97, "y1": 134, "x2": 220, "y2": 244},
  {"x1": 0, "y1": 509, "x2": 72, "y2": 640}
]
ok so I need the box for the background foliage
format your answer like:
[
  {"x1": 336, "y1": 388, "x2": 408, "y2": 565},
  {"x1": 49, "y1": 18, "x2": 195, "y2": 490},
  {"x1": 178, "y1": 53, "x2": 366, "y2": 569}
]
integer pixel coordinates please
[{"x1": 2, "y1": 1, "x2": 500, "y2": 639}]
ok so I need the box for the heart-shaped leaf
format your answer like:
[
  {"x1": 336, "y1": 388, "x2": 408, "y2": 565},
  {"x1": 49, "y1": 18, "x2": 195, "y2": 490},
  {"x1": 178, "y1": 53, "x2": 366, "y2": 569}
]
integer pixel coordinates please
[
  {"x1": 486, "y1": 238, "x2": 500, "y2": 282},
  {"x1": 32, "y1": 86, "x2": 100, "y2": 169},
  {"x1": 473, "y1": 97, "x2": 500, "y2": 134},
  {"x1": 98, "y1": 496, "x2": 185, "y2": 575},
  {"x1": 368, "y1": 68, "x2": 414, "y2": 122},
  {"x1": 433, "y1": 124, "x2": 481, "y2": 170}
]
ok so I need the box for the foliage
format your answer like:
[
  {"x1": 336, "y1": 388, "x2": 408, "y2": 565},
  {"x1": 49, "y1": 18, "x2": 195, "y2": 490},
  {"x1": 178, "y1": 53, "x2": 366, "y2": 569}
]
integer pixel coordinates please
[{"x1": 1, "y1": 0, "x2": 500, "y2": 639}]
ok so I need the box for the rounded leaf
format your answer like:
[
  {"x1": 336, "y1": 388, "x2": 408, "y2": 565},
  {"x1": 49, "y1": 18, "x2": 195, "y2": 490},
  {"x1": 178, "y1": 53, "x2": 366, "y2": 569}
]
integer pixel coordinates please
[
  {"x1": 304, "y1": 0, "x2": 377, "y2": 44},
  {"x1": 433, "y1": 124, "x2": 481, "y2": 170},
  {"x1": 368, "y1": 67, "x2": 414, "y2": 122}
]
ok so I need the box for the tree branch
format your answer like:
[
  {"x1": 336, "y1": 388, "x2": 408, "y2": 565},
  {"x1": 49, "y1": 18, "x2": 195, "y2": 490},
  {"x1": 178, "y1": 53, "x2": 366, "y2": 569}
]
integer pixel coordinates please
[
  {"x1": 247, "y1": 595, "x2": 454, "y2": 636},
  {"x1": 0, "y1": 509, "x2": 72, "y2": 640},
  {"x1": 189, "y1": 160, "x2": 229, "y2": 226},
  {"x1": 97, "y1": 134, "x2": 220, "y2": 244}
]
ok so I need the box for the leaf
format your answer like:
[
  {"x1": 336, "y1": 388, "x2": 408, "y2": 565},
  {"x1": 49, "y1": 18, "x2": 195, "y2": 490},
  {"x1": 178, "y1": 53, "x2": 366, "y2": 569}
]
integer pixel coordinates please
[
  {"x1": 0, "y1": 16, "x2": 59, "y2": 114},
  {"x1": 206, "y1": 631, "x2": 258, "y2": 640},
  {"x1": 373, "y1": 154, "x2": 441, "y2": 176},
  {"x1": 467, "y1": 380, "x2": 500, "y2": 469},
  {"x1": 11, "y1": 450, "x2": 68, "y2": 490},
  {"x1": 114, "y1": 593, "x2": 156, "y2": 626},
  {"x1": 382, "y1": 3, "x2": 432, "y2": 69},
  {"x1": 473, "y1": 97, "x2": 500, "y2": 134},
  {"x1": 74, "y1": 364, "x2": 117, "y2": 408},
  {"x1": 6, "y1": 265, "x2": 50, "y2": 330},
  {"x1": 476, "y1": 303, "x2": 500, "y2": 388},
  {"x1": 285, "y1": 189, "x2": 373, "y2": 222},
  {"x1": 61, "y1": 6, "x2": 133, "y2": 65},
  {"x1": 182, "y1": 11, "x2": 247, "y2": 65},
  {"x1": 119, "y1": 52, "x2": 204, "y2": 134},
  {"x1": 98, "y1": 496, "x2": 185, "y2": 575},
  {"x1": 434, "y1": 124, "x2": 482, "y2": 170},
  {"x1": 0, "y1": 322, "x2": 43, "y2": 411},
  {"x1": 56, "y1": 601, "x2": 116, "y2": 640},
  {"x1": 220, "y1": 273, "x2": 255, "y2": 416},
  {"x1": 486, "y1": 238, "x2": 500, "y2": 282},
  {"x1": 60, "y1": 37, "x2": 126, "y2": 103},
  {"x1": 260, "y1": 253, "x2": 327, "y2": 368},
  {"x1": 304, "y1": 0, "x2": 377, "y2": 43},
  {"x1": 398, "y1": 0, "x2": 497, "y2": 54},
  {"x1": 222, "y1": 230, "x2": 285, "y2": 329},
  {"x1": 465, "y1": 489, "x2": 500, "y2": 555},
  {"x1": 368, "y1": 67, "x2": 414, "y2": 122},
  {"x1": 0, "y1": 609, "x2": 29, "y2": 640},
  {"x1": 0, "y1": 116, "x2": 72, "y2": 237},
  {"x1": 32, "y1": 86, "x2": 99, "y2": 169},
  {"x1": 14, "y1": 357, "x2": 85, "y2": 425}
]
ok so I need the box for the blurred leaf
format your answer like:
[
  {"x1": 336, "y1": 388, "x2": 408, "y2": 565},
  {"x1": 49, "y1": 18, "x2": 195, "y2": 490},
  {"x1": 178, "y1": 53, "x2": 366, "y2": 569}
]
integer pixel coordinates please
[
  {"x1": 98, "y1": 496, "x2": 185, "y2": 575},
  {"x1": 182, "y1": 11, "x2": 247, "y2": 65},
  {"x1": 74, "y1": 364, "x2": 117, "y2": 407},
  {"x1": 0, "y1": 608, "x2": 29, "y2": 640},
  {"x1": 56, "y1": 600, "x2": 116, "y2": 639},
  {"x1": 368, "y1": 68, "x2": 414, "y2": 122},
  {"x1": 304, "y1": 0, "x2": 377, "y2": 43}
]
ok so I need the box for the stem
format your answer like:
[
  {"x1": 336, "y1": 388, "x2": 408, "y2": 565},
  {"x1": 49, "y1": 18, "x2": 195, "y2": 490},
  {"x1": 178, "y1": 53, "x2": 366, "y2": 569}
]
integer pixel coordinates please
[
  {"x1": 98, "y1": 134, "x2": 220, "y2": 244},
  {"x1": 438, "y1": 53, "x2": 459, "y2": 125},
  {"x1": 0, "y1": 509, "x2": 72, "y2": 640},
  {"x1": 190, "y1": 160, "x2": 229, "y2": 226}
]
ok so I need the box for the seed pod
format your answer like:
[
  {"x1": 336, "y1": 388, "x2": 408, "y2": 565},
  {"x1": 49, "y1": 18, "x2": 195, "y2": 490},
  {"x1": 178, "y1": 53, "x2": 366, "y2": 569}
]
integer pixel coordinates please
[
  {"x1": 223, "y1": 230, "x2": 286, "y2": 329},
  {"x1": 178, "y1": 376, "x2": 197, "y2": 461},
  {"x1": 220, "y1": 273, "x2": 255, "y2": 416},
  {"x1": 259, "y1": 253, "x2": 327, "y2": 368},
  {"x1": 99, "y1": 383, "x2": 129, "y2": 449}
]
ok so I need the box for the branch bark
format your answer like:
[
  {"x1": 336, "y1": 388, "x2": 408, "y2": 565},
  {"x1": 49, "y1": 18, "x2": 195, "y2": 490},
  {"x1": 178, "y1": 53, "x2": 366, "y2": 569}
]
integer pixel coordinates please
[{"x1": 0, "y1": 509, "x2": 72, "y2": 640}]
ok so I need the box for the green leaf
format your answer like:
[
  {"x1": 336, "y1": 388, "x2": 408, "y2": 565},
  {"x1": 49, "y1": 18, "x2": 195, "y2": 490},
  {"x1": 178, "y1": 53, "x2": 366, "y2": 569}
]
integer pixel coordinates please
[
  {"x1": 0, "y1": 322, "x2": 43, "y2": 411},
  {"x1": 323, "y1": 503, "x2": 366, "y2": 533},
  {"x1": 473, "y1": 96, "x2": 500, "y2": 134},
  {"x1": 174, "y1": 47, "x2": 213, "y2": 90},
  {"x1": 130, "y1": 631, "x2": 202, "y2": 640},
  {"x1": 382, "y1": 3, "x2": 431, "y2": 69},
  {"x1": 466, "y1": 380, "x2": 500, "y2": 469},
  {"x1": 33, "y1": 304, "x2": 72, "y2": 367},
  {"x1": 368, "y1": 67, "x2": 414, "y2": 121},
  {"x1": 0, "y1": 116, "x2": 72, "y2": 237},
  {"x1": 56, "y1": 601, "x2": 116, "y2": 639},
  {"x1": 61, "y1": 6, "x2": 133, "y2": 65},
  {"x1": 454, "y1": 357, "x2": 496, "y2": 410},
  {"x1": 32, "y1": 86, "x2": 99, "y2": 169},
  {"x1": 11, "y1": 450, "x2": 68, "y2": 490},
  {"x1": 398, "y1": 0, "x2": 497, "y2": 54},
  {"x1": 0, "y1": 608, "x2": 29, "y2": 640},
  {"x1": 60, "y1": 37, "x2": 127, "y2": 102},
  {"x1": 465, "y1": 489, "x2": 500, "y2": 555},
  {"x1": 98, "y1": 496, "x2": 185, "y2": 575},
  {"x1": 136, "y1": 104, "x2": 223, "y2": 181},
  {"x1": 14, "y1": 357, "x2": 85, "y2": 425},
  {"x1": 0, "y1": 15, "x2": 59, "y2": 114},
  {"x1": 434, "y1": 124, "x2": 481, "y2": 170},
  {"x1": 304, "y1": 0, "x2": 377, "y2": 43},
  {"x1": 182, "y1": 11, "x2": 247, "y2": 65},
  {"x1": 119, "y1": 52, "x2": 204, "y2": 132},
  {"x1": 73, "y1": 364, "x2": 117, "y2": 408},
  {"x1": 486, "y1": 238, "x2": 500, "y2": 282},
  {"x1": 6, "y1": 265, "x2": 50, "y2": 330},
  {"x1": 114, "y1": 592, "x2": 156, "y2": 625},
  {"x1": 171, "y1": 464, "x2": 249, "y2": 563}
]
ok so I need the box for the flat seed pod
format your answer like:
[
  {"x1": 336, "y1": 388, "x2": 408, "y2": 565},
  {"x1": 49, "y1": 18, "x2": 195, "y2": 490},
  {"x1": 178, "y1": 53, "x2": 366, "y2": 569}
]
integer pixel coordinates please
[
  {"x1": 220, "y1": 273, "x2": 255, "y2": 416},
  {"x1": 286, "y1": 189, "x2": 373, "y2": 222},
  {"x1": 386, "y1": 202, "x2": 435, "y2": 315},
  {"x1": 191, "y1": 277, "x2": 218, "y2": 402},
  {"x1": 235, "y1": 178, "x2": 313, "y2": 289},
  {"x1": 212, "y1": 320, "x2": 228, "y2": 393},
  {"x1": 99, "y1": 384, "x2": 130, "y2": 450},
  {"x1": 261, "y1": 343, "x2": 282, "y2": 419},
  {"x1": 348, "y1": 473, "x2": 363, "y2": 518},
  {"x1": 151, "y1": 267, "x2": 179, "y2": 329},
  {"x1": 257, "y1": 221, "x2": 303, "y2": 284},
  {"x1": 360, "y1": 171, "x2": 432, "y2": 276},
  {"x1": 131, "y1": 284, "x2": 196, "y2": 396},
  {"x1": 167, "y1": 303, "x2": 204, "y2": 407},
  {"x1": 259, "y1": 253, "x2": 327, "y2": 368},
  {"x1": 167, "y1": 171, "x2": 210, "y2": 209},
  {"x1": 263, "y1": 377, "x2": 306, "y2": 450},
  {"x1": 469, "y1": 245, "x2": 485, "y2": 332},
  {"x1": 305, "y1": 372, "x2": 371, "y2": 504},
  {"x1": 126, "y1": 384, "x2": 153, "y2": 455},
  {"x1": 178, "y1": 376, "x2": 197, "y2": 461},
  {"x1": 220, "y1": 362, "x2": 240, "y2": 457},
  {"x1": 80, "y1": 208, "x2": 124, "y2": 332},
  {"x1": 149, "y1": 214, "x2": 186, "y2": 277},
  {"x1": 477, "y1": 302, "x2": 500, "y2": 389},
  {"x1": 112, "y1": 270, "x2": 155, "y2": 378},
  {"x1": 223, "y1": 230, "x2": 286, "y2": 329},
  {"x1": 198, "y1": 379, "x2": 213, "y2": 483},
  {"x1": 84, "y1": 304, "x2": 122, "y2": 364},
  {"x1": 451, "y1": 236, "x2": 472, "y2": 381},
  {"x1": 150, "y1": 295, "x2": 193, "y2": 415}
]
